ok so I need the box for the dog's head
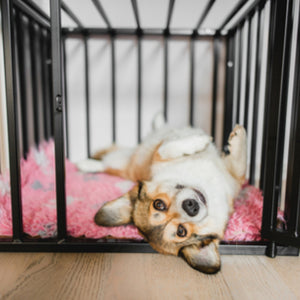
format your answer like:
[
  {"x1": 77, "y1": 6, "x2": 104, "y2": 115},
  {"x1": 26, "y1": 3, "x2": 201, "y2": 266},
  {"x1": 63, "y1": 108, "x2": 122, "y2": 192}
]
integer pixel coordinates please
[{"x1": 94, "y1": 177, "x2": 235, "y2": 274}]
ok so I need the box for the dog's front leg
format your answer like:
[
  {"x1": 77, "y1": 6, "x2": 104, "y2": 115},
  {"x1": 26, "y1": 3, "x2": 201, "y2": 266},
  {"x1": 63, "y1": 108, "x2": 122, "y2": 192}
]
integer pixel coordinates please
[{"x1": 155, "y1": 135, "x2": 212, "y2": 161}]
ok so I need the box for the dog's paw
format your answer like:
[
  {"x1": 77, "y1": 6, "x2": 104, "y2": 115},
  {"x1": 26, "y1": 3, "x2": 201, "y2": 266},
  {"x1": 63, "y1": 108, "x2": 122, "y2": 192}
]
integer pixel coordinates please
[
  {"x1": 228, "y1": 125, "x2": 247, "y2": 157},
  {"x1": 158, "y1": 135, "x2": 211, "y2": 159},
  {"x1": 76, "y1": 159, "x2": 105, "y2": 173}
]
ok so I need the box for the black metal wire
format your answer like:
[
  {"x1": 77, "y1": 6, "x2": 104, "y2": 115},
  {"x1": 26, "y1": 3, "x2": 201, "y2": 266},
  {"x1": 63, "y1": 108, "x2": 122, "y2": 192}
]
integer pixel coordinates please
[
  {"x1": 63, "y1": 37, "x2": 69, "y2": 157},
  {"x1": 211, "y1": 37, "x2": 220, "y2": 138},
  {"x1": 41, "y1": 29, "x2": 50, "y2": 141},
  {"x1": 131, "y1": 0, "x2": 141, "y2": 29},
  {"x1": 50, "y1": 0, "x2": 67, "y2": 241},
  {"x1": 223, "y1": 33, "x2": 235, "y2": 147},
  {"x1": 249, "y1": 7, "x2": 263, "y2": 185},
  {"x1": 163, "y1": 38, "x2": 169, "y2": 121},
  {"x1": 62, "y1": 27, "x2": 215, "y2": 38},
  {"x1": 91, "y1": 0, "x2": 111, "y2": 28},
  {"x1": 137, "y1": 37, "x2": 142, "y2": 143},
  {"x1": 15, "y1": 10, "x2": 29, "y2": 157},
  {"x1": 165, "y1": 0, "x2": 175, "y2": 30},
  {"x1": 13, "y1": 0, "x2": 50, "y2": 28},
  {"x1": 29, "y1": 21, "x2": 40, "y2": 147},
  {"x1": 61, "y1": 1, "x2": 83, "y2": 28},
  {"x1": 219, "y1": 0, "x2": 248, "y2": 31},
  {"x1": 195, "y1": 0, "x2": 216, "y2": 31},
  {"x1": 243, "y1": 17, "x2": 253, "y2": 131},
  {"x1": 236, "y1": 25, "x2": 243, "y2": 124},
  {"x1": 260, "y1": 0, "x2": 288, "y2": 234},
  {"x1": 84, "y1": 36, "x2": 91, "y2": 157},
  {"x1": 189, "y1": 38, "x2": 195, "y2": 127},
  {"x1": 1, "y1": 0, "x2": 23, "y2": 242},
  {"x1": 111, "y1": 36, "x2": 116, "y2": 142}
]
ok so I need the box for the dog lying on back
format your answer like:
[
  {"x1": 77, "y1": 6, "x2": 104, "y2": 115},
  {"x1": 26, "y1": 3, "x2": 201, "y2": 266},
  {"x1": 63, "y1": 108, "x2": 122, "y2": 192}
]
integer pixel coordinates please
[{"x1": 78, "y1": 115, "x2": 247, "y2": 274}]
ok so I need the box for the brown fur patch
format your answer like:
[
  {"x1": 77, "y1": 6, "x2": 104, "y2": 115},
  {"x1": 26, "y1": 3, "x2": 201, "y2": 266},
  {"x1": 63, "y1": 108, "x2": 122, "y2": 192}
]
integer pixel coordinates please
[
  {"x1": 92, "y1": 145, "x2": 118, "y2": 160},
  {"x1": 152, "y1": 142, "x2": 174, "y2": 163},
  {"x1": 103, "y1": 167, "x2": 129, "y2": 179}
]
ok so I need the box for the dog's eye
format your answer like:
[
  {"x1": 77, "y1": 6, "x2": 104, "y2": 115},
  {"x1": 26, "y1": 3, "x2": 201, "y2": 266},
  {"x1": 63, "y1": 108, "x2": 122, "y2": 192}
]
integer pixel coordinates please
[
  {"x1": 177, "y1": 224, "x2": 187, "y2": 237},
  {"x1": 153, "y1": 199, "x2": 167, "y2": 211}
]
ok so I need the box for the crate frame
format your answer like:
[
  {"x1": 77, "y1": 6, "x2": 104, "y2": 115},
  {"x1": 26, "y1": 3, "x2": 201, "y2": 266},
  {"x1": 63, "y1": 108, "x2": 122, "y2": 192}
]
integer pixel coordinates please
[{"x1": 0, "y1": 0, "x2": 299, "y2": 256}]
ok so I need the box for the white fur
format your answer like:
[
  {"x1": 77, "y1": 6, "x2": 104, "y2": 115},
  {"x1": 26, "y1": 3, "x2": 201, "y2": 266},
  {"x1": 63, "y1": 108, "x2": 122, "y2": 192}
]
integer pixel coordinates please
[
  {"x1": 158, "y1": 135, "x2": 211, "y2": 159},
  {"x1": 83, "y1": 123, "x2": 245, "y2": 240},
  {"x1": 76, "y1": 159, "x2": 105, "y2": 173},
  {"x1": 134, "y1": 126, "x2": 241, "y2": 237}
]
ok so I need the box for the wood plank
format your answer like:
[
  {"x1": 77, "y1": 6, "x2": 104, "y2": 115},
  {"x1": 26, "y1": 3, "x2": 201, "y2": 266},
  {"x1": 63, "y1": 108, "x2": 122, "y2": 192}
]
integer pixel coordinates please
[
  {"x1": 100, "y1": 253, "x2": 232, "y2": 300},
  {"x1": 0, "y1": 253, "x2": 299, "y2": 300},
  {"x1": 221, "y1": 255, "x2": 298, "y2": 300},
  {"x1": 266, "y1": 256, "x2": 300, "y2": 298}
]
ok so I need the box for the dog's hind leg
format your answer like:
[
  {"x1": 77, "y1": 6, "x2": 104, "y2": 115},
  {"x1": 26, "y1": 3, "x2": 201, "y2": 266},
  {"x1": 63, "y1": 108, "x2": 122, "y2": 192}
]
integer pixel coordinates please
[
  {"x1": 76, "y1": 146, "x2": 134, "y2": 176},
  {"x1": 223, "y1": 125, "x2": 247, "y2": 184}
]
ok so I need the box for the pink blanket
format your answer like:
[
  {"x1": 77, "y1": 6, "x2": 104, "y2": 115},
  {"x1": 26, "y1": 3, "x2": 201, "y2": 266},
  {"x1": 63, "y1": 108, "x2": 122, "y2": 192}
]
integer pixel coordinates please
[{"x1": 0, "y1": 141, "x2": 265, "y2": 241}]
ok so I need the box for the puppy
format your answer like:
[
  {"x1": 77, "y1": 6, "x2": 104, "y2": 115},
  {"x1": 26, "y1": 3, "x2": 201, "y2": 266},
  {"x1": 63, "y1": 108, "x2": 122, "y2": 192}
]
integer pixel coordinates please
[{"x1": 78, "y1": 116, "x2": 247, "y2": 274}]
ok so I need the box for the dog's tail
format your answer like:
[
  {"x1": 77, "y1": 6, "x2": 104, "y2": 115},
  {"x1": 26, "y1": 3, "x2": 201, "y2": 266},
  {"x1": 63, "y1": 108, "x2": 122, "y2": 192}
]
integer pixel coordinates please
[{"x1": 152, "y1": 112, "x2": 166, "y2": 131}]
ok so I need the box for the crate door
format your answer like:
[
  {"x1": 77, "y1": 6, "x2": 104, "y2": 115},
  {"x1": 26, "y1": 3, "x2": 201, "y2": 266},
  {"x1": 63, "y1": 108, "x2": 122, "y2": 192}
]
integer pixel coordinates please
[{"x1": 260, "y1": 0, "x2": 300, "y2": 249}]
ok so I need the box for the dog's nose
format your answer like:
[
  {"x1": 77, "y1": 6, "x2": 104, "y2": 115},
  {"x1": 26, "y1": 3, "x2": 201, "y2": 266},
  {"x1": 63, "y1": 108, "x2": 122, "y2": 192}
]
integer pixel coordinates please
[{"x1": 182, "y1": 199, "x2": 199, "y2": 216}]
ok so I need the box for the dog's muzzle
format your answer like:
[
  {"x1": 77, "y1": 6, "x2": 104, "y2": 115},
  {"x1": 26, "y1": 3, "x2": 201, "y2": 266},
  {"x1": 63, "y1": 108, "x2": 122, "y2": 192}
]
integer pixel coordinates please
[{"x1": 182, "y1": 199, "x2": 200, "y2": 216}]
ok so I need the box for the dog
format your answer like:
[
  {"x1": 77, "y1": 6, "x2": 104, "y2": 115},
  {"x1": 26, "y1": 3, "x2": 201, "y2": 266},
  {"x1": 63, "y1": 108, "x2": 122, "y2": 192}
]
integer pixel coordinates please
[{"x1": 77, "y1": 115, "x2": 247, "y2": 274}]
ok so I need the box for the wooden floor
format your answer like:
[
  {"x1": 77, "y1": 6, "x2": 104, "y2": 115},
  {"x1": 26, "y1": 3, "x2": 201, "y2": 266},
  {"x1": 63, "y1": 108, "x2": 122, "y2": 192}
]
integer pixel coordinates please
[{"x1": 0, "y1": 252, "x2": 299, "y2": 300}]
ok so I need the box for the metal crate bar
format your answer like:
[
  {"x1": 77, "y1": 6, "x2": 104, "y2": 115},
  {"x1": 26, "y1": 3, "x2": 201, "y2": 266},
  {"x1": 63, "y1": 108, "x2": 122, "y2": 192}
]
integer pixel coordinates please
[
  {"x1": 15, "y1": 11, "x2": 29, "y2": 157},
  {"x1": 249, "y1": 7, "x2": 263, "y2": 185},
  {"x1": 131, "y1": 0, "x2": 141, "y2": 29},
  {"x1": 62, "y1": 27, "x2": 216, "y2": 38},
  {"x1": 63, "y1": 37, "x2": 69, "y2": 157},
  {"x1": 29, "y1": 21, "x2": 40, "y2": 146},
  {"x1": 23, "y1": 0, "x2": 50, "y2": 23},
  {"x1": 263, "y1": 231, "x2": 300, "y2": 248},
  {"x1": 189, "y1": 37, "x2": 195, "y2": 127},
  {"x1": 47, "y1": 32, "x2": 54, "y2": 138},
  {"x1": 229, "y1": 0, "x2": 266, "y2": 32},
  {"x1": 219, "y1": 0, "x2": 248, "y2": 31},
  {"x1": 284, "y1": 0, "x2": 300, "y2": 238},
  {"x1": 91, "y1": 0, "x2": 111, "y2": 29},
  {"x1": 243, "y1": 17, "x2": 253, "y2": 131},
  {"x1": 165, "y1": 0, "x2": 175, "y2": 30},
  {"x1": 260, "y1": 0, "x2": 288, "y2": 234},
  {"x1": 111, "y1": 36, "x2": 116, "y2": 142},
  {"x1": 235, "y1": 25, "x2": 243, "y2": 124},
  {"x1": 163, "y1": 38, "x2": 169, "y2": 121},
  {"x1": 195, "y1": 0, "x2": 216, "y2": 31},
  {"x1": 13, "y1": 0, "x2": 50, "y2": 28},
  {"x1": 50, "y1": 0, "x2": 67, "y2": 241},
  {"x1": 137, "y1": 37, "x2": 142, "y2": 143},
  {"x1": 223, "y1": 33, "x2": 235, "y2": 147},
  {"x1": 0, "y1": 238, "x2": 298, "y2": 255},
  {"x1": 271, "y1": 0, "x2": 295, "y2": 232},
  {"x1": 61, "y1": 1, "x2": 83, "y2": 28},
  {"x1": 1, "y1": 0, "x2": 23, "y2": 241},
  {"x1": 211, "y1": 36, "x2": 220, "y2": 138},
  {"x1": 41, "y1": 29, "x2": 51, "y2": 141},
  {"x1": 84, "y1": 36, "x2": 91, "y2": 157}
]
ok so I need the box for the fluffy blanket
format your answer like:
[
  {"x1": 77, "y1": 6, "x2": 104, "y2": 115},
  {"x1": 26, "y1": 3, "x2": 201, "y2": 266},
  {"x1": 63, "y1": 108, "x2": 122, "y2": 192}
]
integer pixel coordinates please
[{"x1": 0, "y1": 141, "x2": 267, "y2": 241}]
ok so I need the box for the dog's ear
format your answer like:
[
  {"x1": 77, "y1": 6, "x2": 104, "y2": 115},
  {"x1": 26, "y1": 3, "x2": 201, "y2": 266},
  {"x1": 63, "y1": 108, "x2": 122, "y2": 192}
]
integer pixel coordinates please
[
  {"x1": 94, "y1": 185, "x2": 139, "y2": 227},
  {"x1": 180, "y1": 240, "x2": 221, "y2": 274}
]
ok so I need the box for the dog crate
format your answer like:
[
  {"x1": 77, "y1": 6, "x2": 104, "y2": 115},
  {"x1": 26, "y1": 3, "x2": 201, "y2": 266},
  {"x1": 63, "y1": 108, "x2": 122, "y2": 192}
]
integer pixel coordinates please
[{"x1": 0, "y1": 0, "x2": 299, "y2": 257}]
